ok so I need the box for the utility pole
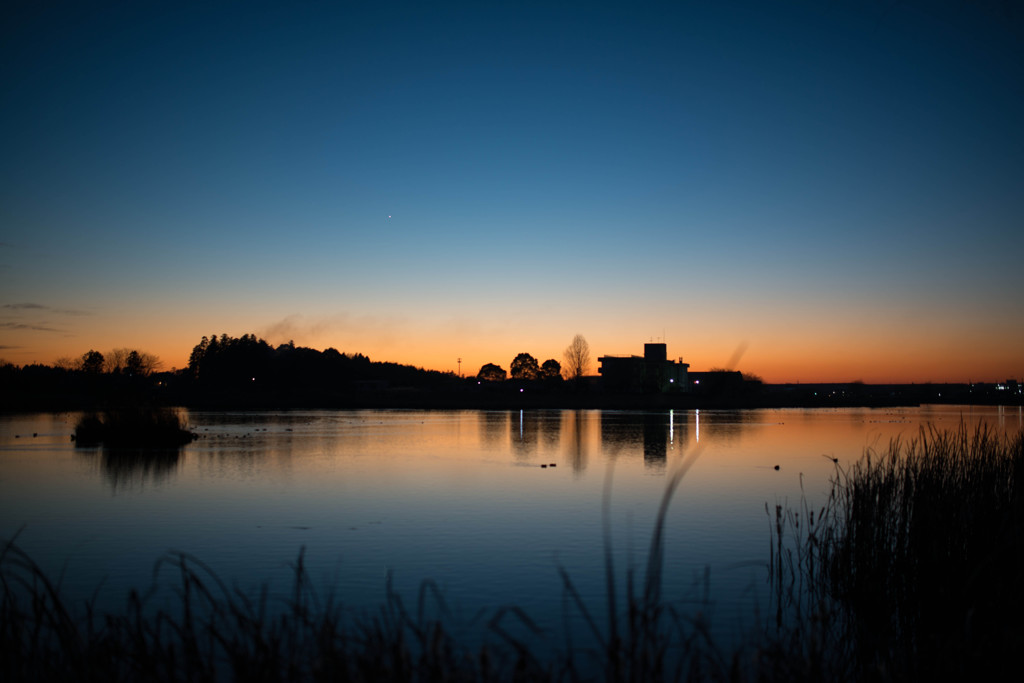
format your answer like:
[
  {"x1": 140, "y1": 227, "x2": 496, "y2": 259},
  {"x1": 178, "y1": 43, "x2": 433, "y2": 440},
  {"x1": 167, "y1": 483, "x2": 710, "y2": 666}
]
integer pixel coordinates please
[{"x1": 457, "y1": 357, "x2": 462, "y2": 377}]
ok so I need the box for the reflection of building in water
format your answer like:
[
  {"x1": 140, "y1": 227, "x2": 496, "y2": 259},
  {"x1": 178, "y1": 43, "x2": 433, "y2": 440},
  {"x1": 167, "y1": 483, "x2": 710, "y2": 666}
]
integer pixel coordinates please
[
  {"x1": 599, "y1": 412, "x2": 643, "y2": 459},
  {"x1": 598, "y1": 410, "x2": 689, "y2": 471},
  {"x1": 644, "y1": 411, "x2": 690, "y2": 470},
  {"x1": 643, "y1": 413, "x2": 668, "y2": 468},
  {"x1": 598, "y1": 343, "x2": 690, "y2": 393}
]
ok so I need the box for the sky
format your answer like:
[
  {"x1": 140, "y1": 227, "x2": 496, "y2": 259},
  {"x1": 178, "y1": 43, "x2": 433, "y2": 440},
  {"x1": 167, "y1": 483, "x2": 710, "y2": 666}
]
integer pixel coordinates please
[{"x1": 2, "y1": 0, "x2": 1022, "y2": 383}]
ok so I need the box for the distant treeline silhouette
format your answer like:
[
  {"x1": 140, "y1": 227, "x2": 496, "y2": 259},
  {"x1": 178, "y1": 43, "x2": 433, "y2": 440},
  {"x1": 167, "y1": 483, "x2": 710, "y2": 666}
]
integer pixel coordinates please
[
  {"x1": 0, "y1": 333, "x2": 458, "y2": 410},
  {"x1": 186, "y1": 333, "x2": 453, "y2": 397},
  {"x1": 1, "y1": 347, "x2": 166, "y2": 411},
  {"x1": 3, "y1": 334, "x2": 1020, "y2": 411},
  {"x1": 476, "y1": 352, "x2": 563, "y2": 383}
]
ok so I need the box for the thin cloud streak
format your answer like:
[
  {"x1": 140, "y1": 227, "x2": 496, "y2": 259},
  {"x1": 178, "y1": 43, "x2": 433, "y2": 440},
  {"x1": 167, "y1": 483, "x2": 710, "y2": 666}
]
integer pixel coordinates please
[
  {"x1": 0, "y1": 321, "x2": 61, "y2": 333},
  {"x1": 2, "y1": 303, "x2": 93, "y2": 316},
  {"x1": 2, "y1": 303, "x2": 48, "y2": 310}
]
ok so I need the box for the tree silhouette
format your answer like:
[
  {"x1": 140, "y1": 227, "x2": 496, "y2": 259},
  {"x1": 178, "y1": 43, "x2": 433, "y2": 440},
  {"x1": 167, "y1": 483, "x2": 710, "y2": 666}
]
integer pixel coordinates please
[
  {"x1": 510, "y1": 353, "x2": 540, "y2": 380},
  {"x1": 105, "y1": 348, "x2": 161, "y2": 376},
  {"x1": 105, "y1": 348, "x2": 130, "y2": 374},
  {"x1": 477, "y1": 363, "x2": 507, "y2": 382},
  {"x1": 540, "y1": 359, "x2": 562, "y2": 382},
  {"x1": 81, "y1": 350, "x2": 104, "y2": 374},
  {"x1": 562, "y1": 334, "x2": 591, "y2": 381},
  {"x1": 183, "y1": 333, "x2": 454, "y2": 398},
  {"x1": 187, "y1": 333, "x2": 273, "y2": 387},
  {"x1": 126, "y1": 351, "x2": 145, "y2": 376}
]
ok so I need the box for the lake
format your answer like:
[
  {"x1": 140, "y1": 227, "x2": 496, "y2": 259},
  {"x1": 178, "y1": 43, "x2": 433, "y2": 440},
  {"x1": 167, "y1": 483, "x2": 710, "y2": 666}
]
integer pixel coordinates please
[{"x1": 2, "y1": 405, "x2": 1020, "y2": 651}]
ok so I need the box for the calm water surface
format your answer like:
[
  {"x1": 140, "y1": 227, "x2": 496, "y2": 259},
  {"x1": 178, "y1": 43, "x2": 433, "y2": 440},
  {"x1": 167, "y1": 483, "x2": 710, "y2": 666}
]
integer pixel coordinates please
[{"x1": 2, "y1": 406, "x2": 1020, "y2": 645}]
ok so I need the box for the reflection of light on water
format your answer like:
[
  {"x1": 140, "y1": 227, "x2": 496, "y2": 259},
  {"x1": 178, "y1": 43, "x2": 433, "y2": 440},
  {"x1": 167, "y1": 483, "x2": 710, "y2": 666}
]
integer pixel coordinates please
[
  {"x1": 669, "y1": 409, "x2": 674, "y2": 446},
  {"x1": 696, "y1": 409, "x2": 700, "y2": 443},
  {"x1": 988, "y1": 405, "x2": 1023, "y2": 432},
  {"x1": 1001, "y1": 405, "x2": 1023, "y2": 430},
  {"x1": 519, "y1": 409, "x2": 523, "y2": 440}
]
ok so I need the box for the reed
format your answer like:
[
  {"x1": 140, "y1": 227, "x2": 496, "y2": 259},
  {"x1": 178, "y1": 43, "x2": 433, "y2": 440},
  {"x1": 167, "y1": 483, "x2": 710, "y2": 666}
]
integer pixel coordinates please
[
  {"x1": 1, "y1": 536, "x2": 546, "y2": 682},
  {"x1": 551, "y1": 438, "x2": 748, "y2": 683},
  {"x1": 770, "y1": 424, "x2": 1024, "y2": 681}
]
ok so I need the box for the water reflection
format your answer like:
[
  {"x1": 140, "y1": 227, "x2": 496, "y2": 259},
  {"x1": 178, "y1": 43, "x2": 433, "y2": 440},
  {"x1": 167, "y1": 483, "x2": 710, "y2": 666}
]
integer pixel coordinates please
[
  {"x1": 180, "y1": 409, "x2": 758, "y2": 479},
  {"x1": 694, "y1": 410, "x2": 752, "y2": 445},
  {"x1": 80, "y1": 446, "x2": 183, "y2": 491},
  {"x1": 643, "y1": 413, "x2": 669, "y2": 469},
  {"x1": 995, "y1": 404, "x2": 1024, "y2": 431},
  {"x1": 561, "y1": 410, "x2": 597, "y2": 472},
  {"x1": 539, "y1": 412, "x2": 562, "y2": 449},
  {"x1": 58, "y1": 407, "x2": 1024, "y2": 491},
  {"x1": 511, "y1": 410, "x2": 539, "y2": 458},
  {"x1": 479, "y1": 411, "x2": 509, "y2": 447},
  {"x1": 651, "y1": 411, "x2": 689, "y2": 471},
  {"x1": 4, "y1": 404, "x2": 1019, "y2": 655},
  {"x1": 599, "y1": 412, "x2": 643, "y2": 460},
  {"x1": 509, "y1": 410, "x2": 569, "y2": 459}
]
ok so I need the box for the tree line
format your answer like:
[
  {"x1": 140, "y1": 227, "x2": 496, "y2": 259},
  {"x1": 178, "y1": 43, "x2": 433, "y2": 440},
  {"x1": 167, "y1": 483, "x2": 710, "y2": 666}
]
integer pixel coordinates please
[
  {"x1": 56, "y1": 348, "x2": 162, "y2": 376},
  {"x1": 0, "y1": 333, "x2": 456, "y2": 409},
  {"x1": 476, "y1": 334, "x2": 591, "y2": 383},
  {"x1": 1, "y1": 346, "x2": 168, "y2": 411},
  {"x1": 1, "y1": 332, "x2": 596, "y2": 410},
  {"x1": 185, "y1": 333, "x2": 453, "y2": 394}
]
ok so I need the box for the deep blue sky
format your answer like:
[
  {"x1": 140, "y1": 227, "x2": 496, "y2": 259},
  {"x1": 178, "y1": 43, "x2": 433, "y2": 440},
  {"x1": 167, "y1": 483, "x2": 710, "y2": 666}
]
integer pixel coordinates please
[{"x1": 2, "y1": 0, "x2": 1022, "y2": 381}]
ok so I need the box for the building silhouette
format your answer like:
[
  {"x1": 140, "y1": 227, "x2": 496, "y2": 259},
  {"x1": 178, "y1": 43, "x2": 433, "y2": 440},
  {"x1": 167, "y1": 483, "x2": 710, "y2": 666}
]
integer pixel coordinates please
[{"x1": 598, "y1": 343, "x2": 690, "y2": 393}]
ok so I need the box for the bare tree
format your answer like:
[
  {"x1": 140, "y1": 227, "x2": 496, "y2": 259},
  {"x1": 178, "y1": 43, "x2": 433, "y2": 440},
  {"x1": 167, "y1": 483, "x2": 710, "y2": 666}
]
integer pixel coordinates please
[
  {"x1": 104, "y1": 348, "x2": 162, "y2": 376},
  {"x1": 105, "y1": 348, "x2": 130, "y2": 374},
  {"x1": 562, "y1": 334, "x2": 591, "y2": 381},
  {"x1": 126, "y1": 350, "x2": 161, "y2": 376}
]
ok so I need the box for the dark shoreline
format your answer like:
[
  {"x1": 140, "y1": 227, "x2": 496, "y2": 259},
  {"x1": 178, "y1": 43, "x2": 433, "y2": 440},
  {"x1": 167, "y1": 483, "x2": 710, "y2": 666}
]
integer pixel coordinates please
[{"x1": 4, "y1": 381, "x2": 1021, "y2": 413}]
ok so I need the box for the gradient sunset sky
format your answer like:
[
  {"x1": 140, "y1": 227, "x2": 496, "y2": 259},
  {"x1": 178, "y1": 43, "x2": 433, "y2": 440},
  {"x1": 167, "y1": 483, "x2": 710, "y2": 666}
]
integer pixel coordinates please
[{"x1": 2, "y1": 0, "x2": 1022, "y2": 383}]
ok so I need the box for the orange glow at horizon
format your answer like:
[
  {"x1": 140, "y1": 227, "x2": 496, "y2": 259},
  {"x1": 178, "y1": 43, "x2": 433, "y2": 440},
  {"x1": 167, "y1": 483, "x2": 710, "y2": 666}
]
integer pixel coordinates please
[
  {"x1": 3, "y1": 1, "x2": 1023, "y2": 394},
  {"x1": 4, "y1": 303, "x2": 1021, "y2": 386}
]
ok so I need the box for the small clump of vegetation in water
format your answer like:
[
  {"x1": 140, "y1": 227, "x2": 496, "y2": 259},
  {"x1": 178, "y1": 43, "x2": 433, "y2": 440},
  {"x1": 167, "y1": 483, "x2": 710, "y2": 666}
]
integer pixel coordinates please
[{"x1": 73, "y1": 407, "x2": 196, "y2": 448}]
